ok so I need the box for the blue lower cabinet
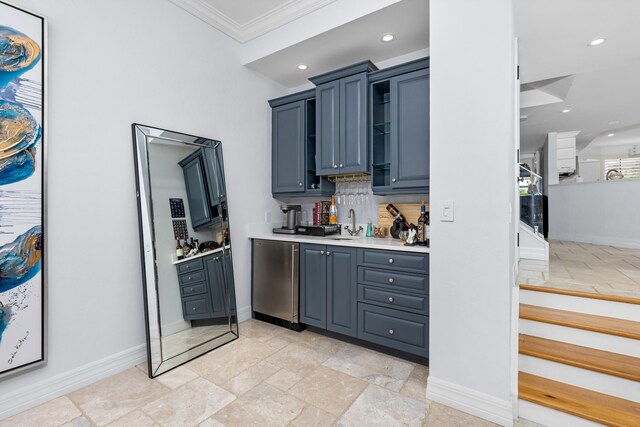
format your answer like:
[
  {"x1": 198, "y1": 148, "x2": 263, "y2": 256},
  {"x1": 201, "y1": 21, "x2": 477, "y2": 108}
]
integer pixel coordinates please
[
  {"x1": 182, "y1": 295, "x2": 212, "y2": 320},
  {"x1": 177, "y1": 252, "x2": 229, "y2": 321},
  {"x1": 358, "y1": 303, "x2": 428, "y2": 357},
  {"x1": 326, "y1": 246, "x2": 357, "y2": 337},
  {"x1": 300, "y1": 244, "x2": 327, "y2": 328},
  {"x1": 204, "y1": 254, "x2": 227, "y2": 318}
]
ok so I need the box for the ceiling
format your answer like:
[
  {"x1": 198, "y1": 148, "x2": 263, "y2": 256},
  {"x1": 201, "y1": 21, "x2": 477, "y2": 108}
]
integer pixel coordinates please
[{"x1": 516, "y1": 0, "x2": 640, "y2": 153}]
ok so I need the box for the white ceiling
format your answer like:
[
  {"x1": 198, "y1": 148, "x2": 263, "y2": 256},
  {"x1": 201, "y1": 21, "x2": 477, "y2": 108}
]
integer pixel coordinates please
[
  {"x1": 516, "y1": 0, "x2": 640, "y2": 153},
  {"x1": 245, "y1": 0, "x2": 428, "y2": 87}
]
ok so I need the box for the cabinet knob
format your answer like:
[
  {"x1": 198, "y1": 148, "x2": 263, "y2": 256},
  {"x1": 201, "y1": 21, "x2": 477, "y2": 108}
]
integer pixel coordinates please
[
  {"x1": 388, "y1": 258, "x2": 394, "y2": 264},
  {"x1": 333, "y1": 164, "x2": 338, "y2": 168},
  {"x1": 190, "y1": 287, "x2": 193, "y2": 292},
  {"x1": 388, "y1": 277, "x2": 394, "y2": 283},
  {"x1": 392, "y1": 178, "x2": 396, "y2": 183},
  {"x1": 339, "y1": 164, "x2": 343, "y2": 168},
  {"x1": 220, "y1": 194, "x2": 224, "y2": 197},
  {"x1": 388, "y1": 329, "x2": 395, "y2": 335},
  {"x1": 326, "y1": 251, "x2": 331, "y2": 256},
  {"x1": 188, "y1": 276, "x2": 192, "y2": 280},
  {"x1": 388, "y1": 297, "x2": 394, "y2": 303},
  {"x1": 320, "y1": 250, "x2": 325, "y2": 255},
  {"x1": 192, "y1": 307, "x2": 197, "y2": 311},
  {"x1": 299, "y1": 182, "x2": 303, "y2": 186}
]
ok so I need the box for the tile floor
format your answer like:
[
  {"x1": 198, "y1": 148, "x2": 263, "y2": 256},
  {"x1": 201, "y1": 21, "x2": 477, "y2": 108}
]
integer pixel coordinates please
[
  {"x1": 0, "y1": 319, "x2": 499, "y2": 427},
  {"x1": 518, "y1": 240, "x2": 640, "y2": 299}
]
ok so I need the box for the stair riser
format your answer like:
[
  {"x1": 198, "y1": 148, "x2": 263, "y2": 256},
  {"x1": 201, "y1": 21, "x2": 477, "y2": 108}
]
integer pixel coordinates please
[
  {"x1": 519, "y1": 355, "x2": 640, "y2": 403},
  {"x1": 520, "y1": 289, "x2": 640, "y2": 322},
  {"x1": 518, "y1": 400, "x2": 604, "y2": 427},
  {"x1": 519, "y1": 319, "x2": 640, "y2": 357}
]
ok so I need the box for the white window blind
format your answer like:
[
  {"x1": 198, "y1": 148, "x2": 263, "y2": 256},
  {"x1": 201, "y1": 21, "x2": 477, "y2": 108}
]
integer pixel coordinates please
[{"x1": 604, "y1": 157, "x2": 640, "y2": 180}]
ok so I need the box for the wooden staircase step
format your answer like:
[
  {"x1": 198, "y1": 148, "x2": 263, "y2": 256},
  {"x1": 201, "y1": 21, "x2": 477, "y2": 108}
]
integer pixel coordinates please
[
  {"x1": 519, "y1": 304, "x2": 640, "y2": 340},
  {"x1": 519, "y1": 372, "x2": 640, "y2": 427},
  {"x1": 519, "y1": 334, "x2": 640, "y2": 382},
  {"x1": 520, "y1": 284, "x2": 640, "y2": 305}
]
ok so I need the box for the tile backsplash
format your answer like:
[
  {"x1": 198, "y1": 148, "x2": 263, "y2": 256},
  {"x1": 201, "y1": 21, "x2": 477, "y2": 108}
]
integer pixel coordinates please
[{"x1": 276, "y1": 179, "x2": 428, "y2": 229}]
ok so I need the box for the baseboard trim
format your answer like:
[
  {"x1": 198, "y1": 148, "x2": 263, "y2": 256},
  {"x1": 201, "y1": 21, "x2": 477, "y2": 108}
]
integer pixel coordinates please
[
  {"x1": 548, "y1": 233, "x2": 640, "y2": 249},
  {"x1": 426, "y1": 376, "x2": 514, "y2": 426},
  {"x1": 0, "y1": 344, "x2": 146, "y2": 420},
  {"x1": 237, "y1": 305, "x2": 252, "y2": 322},
  {"x1": 519, "y1": 248, "x2": 547, "y2": 261}
]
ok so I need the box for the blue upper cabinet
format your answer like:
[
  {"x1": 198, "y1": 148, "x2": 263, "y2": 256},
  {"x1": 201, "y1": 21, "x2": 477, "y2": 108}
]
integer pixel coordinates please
[
  {"x1": 311, "y1": 61, "x2": 377, "y2": 176},
  {"x1": 180, "y1": 153, "x2": 212, "y2": 229},
  {"x1": 269, "y1": 90, "x2": 335, "y2": 197},
  {"x1": 370, "y1": 58, "x2": 430, "y2": 195}
]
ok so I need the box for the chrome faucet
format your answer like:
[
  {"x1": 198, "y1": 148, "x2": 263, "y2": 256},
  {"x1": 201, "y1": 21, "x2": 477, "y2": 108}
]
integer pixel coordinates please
[{"x1": 344, "y1": 209, "x2": 363, "y2": 236}]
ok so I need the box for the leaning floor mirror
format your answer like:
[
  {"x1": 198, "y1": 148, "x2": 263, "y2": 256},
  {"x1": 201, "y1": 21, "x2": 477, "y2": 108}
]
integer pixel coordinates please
[{"x1": 132, "y1": 124, "x2": 238, "y2": 378}]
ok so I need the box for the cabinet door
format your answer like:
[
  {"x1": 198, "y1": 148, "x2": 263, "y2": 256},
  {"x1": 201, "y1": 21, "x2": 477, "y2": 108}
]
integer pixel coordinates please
[
  {"x1": 182, "y1": 156, "x2": 211, "y2": 229},
  {"x1": 390, "y1": 69, "x2": 430, "y2": 189},
  {"x1": 203, "y1": 145, "x2": 226, "y2": 207},
  {"x1": 223, "y1": 249, "x2": 237, "y2": 318},
  {"x1": 316, "y1": 81, "x2": 339, "y2": 175},
  {"x1": 339, "y1": 73, "x2": 368, "y2": 174},
  {"x1": 272, "y1": 101, "x2": 305, "y2": 193},
  {"x1": 204, "y1": 255, "x2": 227, "y2": 318},
  {"x1": 300, "y1": 244, "x2": 327, "y2": 328},
  {"x1": 326, "y1": 246, "x2": 357, "y2": 337}
]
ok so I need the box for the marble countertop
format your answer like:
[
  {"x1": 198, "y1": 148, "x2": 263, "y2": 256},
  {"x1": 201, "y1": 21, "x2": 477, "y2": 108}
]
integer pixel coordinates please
[
  {"x1": 172, "y1": 245, "x2": 231, "y2": 265},
  {"x1": 247, "y1": 225, "x2": 429, "y2": 254}
]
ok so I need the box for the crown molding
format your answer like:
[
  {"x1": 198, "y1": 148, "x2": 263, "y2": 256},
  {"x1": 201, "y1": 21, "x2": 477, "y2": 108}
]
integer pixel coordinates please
[{"x1": 170, "y1": 0, "x2": 337, "y2": 43}]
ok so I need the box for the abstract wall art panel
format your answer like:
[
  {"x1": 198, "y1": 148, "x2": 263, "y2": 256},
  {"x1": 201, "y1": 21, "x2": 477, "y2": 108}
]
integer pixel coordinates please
[{"x1": 0, "y1": 1, "x2": 45, "y2": 378}]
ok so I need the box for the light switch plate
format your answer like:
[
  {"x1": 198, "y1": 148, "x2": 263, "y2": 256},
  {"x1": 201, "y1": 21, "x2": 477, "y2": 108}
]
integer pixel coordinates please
[{"x1": 441, "y1": 200, "x2": 454, "y2": 222}]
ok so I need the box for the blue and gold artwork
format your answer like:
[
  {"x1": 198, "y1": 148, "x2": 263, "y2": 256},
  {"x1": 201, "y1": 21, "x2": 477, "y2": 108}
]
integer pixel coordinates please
[{"x1": 0, "y1": 3, "x2": 45, "y2": 377}]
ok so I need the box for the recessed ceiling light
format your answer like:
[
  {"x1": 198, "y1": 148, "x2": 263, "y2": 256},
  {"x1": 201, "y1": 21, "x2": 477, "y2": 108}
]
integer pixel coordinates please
[
  {"x1": 588, "y1": 38, "x2": 606, "y2": 46},
  {"x1": 608, "y1": 133, "x2": 615, "y2": 137},
  {"x1": 562, "y1": 109, "x2": 571, "y2": 113},
  {"x1": 381, "y1": 33, "x2": 395, "y2": 43},
  {"x1": 297, "y1": 64, "x2": 308, "y2": 70}
]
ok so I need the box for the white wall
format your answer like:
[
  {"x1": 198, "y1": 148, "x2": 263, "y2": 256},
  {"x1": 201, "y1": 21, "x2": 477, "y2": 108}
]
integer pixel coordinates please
[
  {"x1": 0, "y1": 0, "x2": 283, "y2": 418},
  {"x1": 428, "y1": 0, "x2": 516, "y2": 425},
  {"x1": 548, "y1": 180, "x2": 640, "y2": 248}
]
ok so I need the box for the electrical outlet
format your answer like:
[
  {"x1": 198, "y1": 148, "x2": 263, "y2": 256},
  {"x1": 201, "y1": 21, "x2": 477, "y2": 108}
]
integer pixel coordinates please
[{"x1": 441, "y1": 200, "x2": 454, "y2": 222}]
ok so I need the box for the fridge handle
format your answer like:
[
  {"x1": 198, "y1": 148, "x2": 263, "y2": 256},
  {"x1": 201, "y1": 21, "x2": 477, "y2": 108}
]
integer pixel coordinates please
[{"x1": 292, "y1": 244, "x2": 299, "y2": 323}]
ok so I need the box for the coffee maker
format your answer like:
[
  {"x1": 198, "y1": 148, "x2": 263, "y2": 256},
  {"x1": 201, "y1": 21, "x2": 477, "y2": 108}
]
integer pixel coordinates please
[{"x1": 273, "y1": 204, "x2": 301, "y2": 234}]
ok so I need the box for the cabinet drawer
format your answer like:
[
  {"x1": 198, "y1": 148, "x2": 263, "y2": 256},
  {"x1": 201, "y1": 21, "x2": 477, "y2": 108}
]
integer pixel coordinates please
[
  {"x1": 358, "y1": 267, "x2": 428, "y2": 294},
  {"x1": 177, "y1": 258, "x2": 204, "y2": 274},
  {"x1": 358, "y1": 285, "x2": 428, "y2": 315},
  {"x1": 358, "y1": 303, "x2": 428, "y2": 357},
  {"x1": 178, "y1": 270, "x2": 205, "y2": 285},
  {"x1": 357, "y1": 249, "x2": 428, "y2": 274},
  {"x1": 180, "y1": 282, "x2": 207, "y2": 297},
  {"x1": 182, "y1": 296, "x2": 211, "y2": 320}
]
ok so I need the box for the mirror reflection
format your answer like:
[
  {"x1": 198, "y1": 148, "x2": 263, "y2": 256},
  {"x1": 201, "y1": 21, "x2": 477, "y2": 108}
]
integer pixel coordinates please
[{"x1": 132, "y1": 124, "x2": 238, "y2": 377}]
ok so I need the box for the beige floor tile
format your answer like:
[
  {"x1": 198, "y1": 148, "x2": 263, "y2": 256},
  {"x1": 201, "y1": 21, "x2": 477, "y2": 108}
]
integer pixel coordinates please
[
  {"x1": 60, "y1": 416, "x2": 93, "y2": 427},
  {"x1": 289, "y1": 365, "x2": 368, "y2": 416},
  {"x1": 290, "y1": 405, "x2": 337, "y2": 427},
  {"x1": 323, "y1": 344, "x2": 414, "y2": 392},
  {"x1": 267, "y1": 341, "x2": 334, "y2": 377},
  {"x1": 286, "y1": 330, "x2": 346, "y2": 356},
  {"x1": 142, "y1": 377, "x2": 235, "y2": 426},
  {"x1": 400, "y1": 364, "x2": 430, "y2": 403},
  {"x1": 0, "y1": 396, "x2": 81, "y2": 427},
  {"x1": 198, "y1": 419, "x2": 226, "y2": 427},
  {"x1": 223, "y1": 360, "x2": 280, "y2": 395},
  {"x1": 136, "y1": 362, "x2": 148, "y2": 375},
  {"x1": 154, "y1": 365, "x2": 199, "y2": 390},
  {"x1": 422, "y1": 402, "x2": 497, "y2": 426},
  {"x1": 212, "y1": 383, "x2": 305, "y2": 427},
  {"x1": 106, "y1": 410, "x2": 157, "y2": 427},
  {"x1": 264, "y1": 368, "x2": 303, "y2": 391},
  {"x1": 68, "y1": 368, "x2": 169, "y2": 426},
  {"x1": 336, "y1": 384, "x2": 428, "y2": 427},
  {"x1": 188, "y1": 337, "x2": 279, "y2": 383}
]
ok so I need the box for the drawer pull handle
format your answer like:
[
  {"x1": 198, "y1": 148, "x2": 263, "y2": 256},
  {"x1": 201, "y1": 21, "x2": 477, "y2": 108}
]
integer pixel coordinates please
[
  {"x1": 388, "y1": 297, "x2": 394, "y2": 303},
  {"x1": 388, "y1": 329, "x2": 395, "y2": 335},
  {"x1": 320, "y1": 250, "x2": 325, "y2": 255},
  {"x1": 388, "y1": 258, "x2": 394, "y2": 264},
  {"x1": 388, "y1": 278, "x2": 394, "y2": 283}
]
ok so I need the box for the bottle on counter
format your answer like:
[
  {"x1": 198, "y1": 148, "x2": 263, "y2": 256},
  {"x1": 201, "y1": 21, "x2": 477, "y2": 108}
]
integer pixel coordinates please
[
  {"x1": 175, "y1": 238, "x2": 184, "y2": 260},
  {"x1": 182, "y1": 238, "x2": 191, "y2": 256},
  {"x1": 329, "y1": 195, "x2": 338, "y2": 224},
  {"x1": 366, "y1": 219, "x2": 374, "y2": 237},
  {"x1": 385, "y1": 203, "x2": 410, "y2": 229},
  {"x1": 417, "y1": 201, "x2": 427, "y2": 245}
]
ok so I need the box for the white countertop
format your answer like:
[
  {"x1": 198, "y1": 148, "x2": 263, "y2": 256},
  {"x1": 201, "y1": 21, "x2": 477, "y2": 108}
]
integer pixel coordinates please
[
  {"x1": 172, "y1": 245, "x2": 231, "y2": 265},
  {"x1": 247, "y1": 224, "x2": 430, "y2": 253}
]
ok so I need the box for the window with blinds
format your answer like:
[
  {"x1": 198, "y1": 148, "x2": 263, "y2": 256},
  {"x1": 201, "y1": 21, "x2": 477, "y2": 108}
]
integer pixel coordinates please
[{"x1": 604, "y1": 157, "x2": 640, "y2": 180}]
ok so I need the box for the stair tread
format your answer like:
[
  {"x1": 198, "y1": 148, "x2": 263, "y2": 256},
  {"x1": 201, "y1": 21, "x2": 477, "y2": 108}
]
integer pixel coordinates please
[
  {"x1": 520, "y1": 284, "x2": 640, "y2": 305},
  {"x1": 519, "y1": 304, "x2": 640, "y2": 340},
  {"x1": 519, "y1": 334, "x2": 640, "y2": 382},
  {"x1": 519, "y1": 372, "x2": 640, "y2": 427}
]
